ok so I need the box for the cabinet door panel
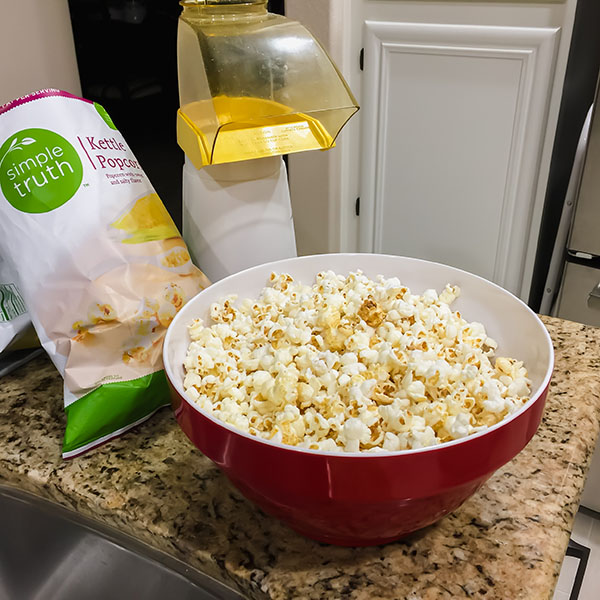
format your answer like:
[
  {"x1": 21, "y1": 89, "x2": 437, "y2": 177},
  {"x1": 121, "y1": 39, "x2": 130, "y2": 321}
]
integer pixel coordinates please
[{"x1": 360, "y1": 22, "x2": 559, "y2": 295}]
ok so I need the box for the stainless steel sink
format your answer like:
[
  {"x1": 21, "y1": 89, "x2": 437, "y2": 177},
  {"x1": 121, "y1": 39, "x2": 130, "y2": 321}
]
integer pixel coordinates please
[{"x1": 0, "y1": 485, "x2": 244, "y2": 600}]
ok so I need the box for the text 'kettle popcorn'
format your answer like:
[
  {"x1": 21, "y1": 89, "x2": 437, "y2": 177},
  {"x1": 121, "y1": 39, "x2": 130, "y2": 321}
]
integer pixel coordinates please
[{"x1": 183, "y1": 271, "x2": 531, "y2": 453}]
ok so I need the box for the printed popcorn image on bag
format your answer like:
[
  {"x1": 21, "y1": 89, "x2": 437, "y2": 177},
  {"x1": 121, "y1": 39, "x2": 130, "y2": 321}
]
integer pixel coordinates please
[{"x1": 0, "y1": 89, "x2": 210, "y2": 457}]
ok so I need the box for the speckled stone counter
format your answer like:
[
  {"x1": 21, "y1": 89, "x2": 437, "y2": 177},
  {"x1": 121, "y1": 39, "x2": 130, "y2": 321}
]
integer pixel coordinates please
[{"x1": 1, "y1": 315, "x2": 599, "y2": 600}]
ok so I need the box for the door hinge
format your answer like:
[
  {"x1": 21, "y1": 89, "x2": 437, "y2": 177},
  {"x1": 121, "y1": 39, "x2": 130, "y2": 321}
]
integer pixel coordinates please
[
  {"x1": 355, "y1": 197, "x2": 360, "y2": 216},
  {"x1": 359, "y1": 48, "x2": 364, "y2": 71}
]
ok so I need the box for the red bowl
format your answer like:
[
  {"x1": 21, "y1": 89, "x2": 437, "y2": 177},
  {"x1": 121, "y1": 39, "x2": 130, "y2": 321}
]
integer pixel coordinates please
[{"x1": 164, "y1": 254, "x2": 553, "y2": 546}]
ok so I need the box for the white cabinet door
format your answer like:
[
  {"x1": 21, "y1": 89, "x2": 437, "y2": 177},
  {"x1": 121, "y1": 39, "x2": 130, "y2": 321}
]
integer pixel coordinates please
[
  {"x1": 359, "y1": 21, "x2": 559, "y2": 296},
  {"x1": 286, "y1": 0, "x2": 577, "y2": 300}
]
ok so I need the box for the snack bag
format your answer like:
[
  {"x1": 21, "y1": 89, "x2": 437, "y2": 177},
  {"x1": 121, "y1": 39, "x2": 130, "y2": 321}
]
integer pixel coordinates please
[
  {"x1": 0, "y1": 90, "x2": 210, "y2": 457},
  {"x1": 0, "y1": 254, "x2": 30, "y2": 353}
]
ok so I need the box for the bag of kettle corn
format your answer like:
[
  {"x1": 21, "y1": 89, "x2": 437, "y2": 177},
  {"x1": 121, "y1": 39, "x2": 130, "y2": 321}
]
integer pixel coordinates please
[{"x1": 0, "y1": 90, "x2": 210, "y2": 457}]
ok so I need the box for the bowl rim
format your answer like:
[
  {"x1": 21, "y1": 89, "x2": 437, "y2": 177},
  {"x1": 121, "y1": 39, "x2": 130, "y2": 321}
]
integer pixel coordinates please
[{"x1": 164, "y1": 253, "x2": 555, "y2": 459}]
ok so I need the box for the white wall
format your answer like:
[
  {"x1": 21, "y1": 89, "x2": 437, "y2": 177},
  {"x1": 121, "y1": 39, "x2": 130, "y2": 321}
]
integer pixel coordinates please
[
  {"x1": 0, "y1": 0, "x2": 81, "y2": 105},
  {"x1": 286, "y1": 0, "x2": 362, "y2": 256}
]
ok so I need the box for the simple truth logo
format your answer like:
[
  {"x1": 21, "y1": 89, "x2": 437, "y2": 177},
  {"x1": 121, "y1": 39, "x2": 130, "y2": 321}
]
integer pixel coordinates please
[{"x1": 0, "y1": 128, "x2": 83, "y2": 213}]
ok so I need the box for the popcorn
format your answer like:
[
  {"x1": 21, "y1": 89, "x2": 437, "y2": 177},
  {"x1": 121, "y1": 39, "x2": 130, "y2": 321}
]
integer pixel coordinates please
[{"x1": 183, "y1": 271, "x2": 531, "y2": 453}]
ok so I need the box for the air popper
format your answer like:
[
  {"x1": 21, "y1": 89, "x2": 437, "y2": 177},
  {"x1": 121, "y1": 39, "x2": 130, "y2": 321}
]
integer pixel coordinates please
[{"x1": 176, "y1": 0, "x2": 359, "y2": 281}]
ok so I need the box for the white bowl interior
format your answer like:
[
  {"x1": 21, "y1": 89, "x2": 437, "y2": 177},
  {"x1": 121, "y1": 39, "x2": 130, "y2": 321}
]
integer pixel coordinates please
[{"x1": 165, "y1": 254, "x2": 553, "y2": 415}]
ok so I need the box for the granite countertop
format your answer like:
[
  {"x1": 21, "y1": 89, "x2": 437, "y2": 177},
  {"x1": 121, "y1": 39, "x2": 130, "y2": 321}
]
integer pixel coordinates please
[{"x1": 1, "y1": 315, "x2": 599, "y2": 600}]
